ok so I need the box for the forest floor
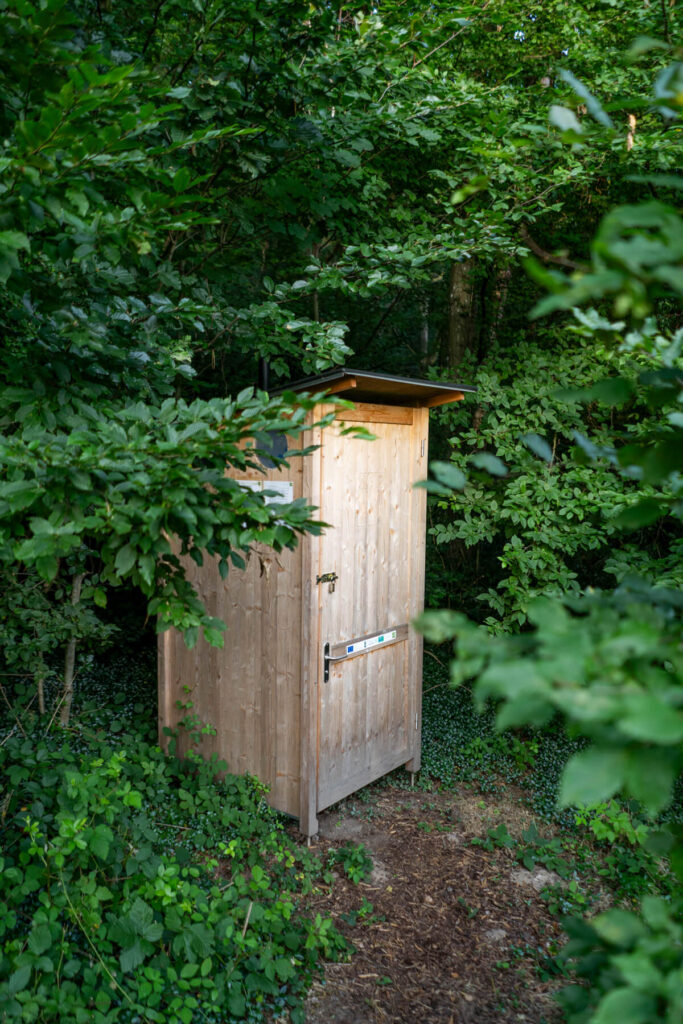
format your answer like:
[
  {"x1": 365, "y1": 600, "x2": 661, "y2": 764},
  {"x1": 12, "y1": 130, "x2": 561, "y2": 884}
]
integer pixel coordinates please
[{"x1": 294, "y1": 783, "x2": 570, "y2": 1024}]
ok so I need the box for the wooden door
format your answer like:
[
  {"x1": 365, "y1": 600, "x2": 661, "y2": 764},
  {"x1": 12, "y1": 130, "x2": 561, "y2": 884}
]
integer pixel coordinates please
[{"x1": 315, "y1": 407, "x2": 423, "y2": 811}]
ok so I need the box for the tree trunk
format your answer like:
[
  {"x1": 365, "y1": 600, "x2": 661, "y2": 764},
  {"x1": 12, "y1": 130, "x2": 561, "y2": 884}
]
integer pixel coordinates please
[
  {"x1": 37, "y1": 670, "x2": 46, "y2": 715},
  {"x1": 59, "y1": 572, "x2": 85, "y2": 727},
  {"x1": 487, "y1": 260, "x2": 512, "y2": 351},
  {"x1": 419, "y1": 297, "x2": 430, "y2": 365},
  {"x1": 447, "y1": 259, "x2": 475, "y2": 369}
]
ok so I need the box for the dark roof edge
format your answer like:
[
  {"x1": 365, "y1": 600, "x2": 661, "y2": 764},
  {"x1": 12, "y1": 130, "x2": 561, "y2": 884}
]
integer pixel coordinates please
[{"x1": 272, "y1": 367, "x2": 477, "y2": 395}]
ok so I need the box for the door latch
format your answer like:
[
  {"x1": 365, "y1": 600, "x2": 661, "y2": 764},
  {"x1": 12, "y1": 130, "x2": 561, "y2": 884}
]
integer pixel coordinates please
[{"x1": 316, "y1": 571, "x2": 338, "y2": 593}]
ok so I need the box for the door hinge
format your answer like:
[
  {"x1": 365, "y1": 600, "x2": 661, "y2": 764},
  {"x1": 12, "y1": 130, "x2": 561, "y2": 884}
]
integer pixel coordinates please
[
  {"x1": 420, "y1": 439, "x2": 426, "y2": 457},
  {"x1": 415, "y1": 713, "x2": 419, "y2": 730}
]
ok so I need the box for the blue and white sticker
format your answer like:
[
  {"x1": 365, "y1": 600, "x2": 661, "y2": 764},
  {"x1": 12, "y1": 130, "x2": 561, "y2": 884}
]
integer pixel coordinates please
[{"x1": 346, "y1": 629, "x2": 397, "y2": 655}]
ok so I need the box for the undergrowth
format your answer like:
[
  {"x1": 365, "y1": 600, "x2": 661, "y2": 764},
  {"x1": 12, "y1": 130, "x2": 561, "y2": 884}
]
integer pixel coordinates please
[
  {"x1": 0, "y1": 652, "x2": 347, "y2": 1024},
  {"x1": 390, "y1": 655, "x2": 682, "y2": 913},
  {"x1": 416, "y1": 656, "x2": 585, "y2": 828}
]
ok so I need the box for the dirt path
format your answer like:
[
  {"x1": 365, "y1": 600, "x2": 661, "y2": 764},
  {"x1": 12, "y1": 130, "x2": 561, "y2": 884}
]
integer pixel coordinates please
[{"x1": 297, "y1": 786, "x2": 566, "y2": 1024}]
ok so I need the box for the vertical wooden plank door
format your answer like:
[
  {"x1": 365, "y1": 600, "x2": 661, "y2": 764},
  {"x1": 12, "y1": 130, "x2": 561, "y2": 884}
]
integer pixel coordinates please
[{"x1": 315, "y1": 409, "x2": 420, "y2": 812}]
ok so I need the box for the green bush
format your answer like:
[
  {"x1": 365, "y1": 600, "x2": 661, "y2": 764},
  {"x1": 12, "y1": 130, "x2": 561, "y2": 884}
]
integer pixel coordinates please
[
  {"x1": 558, "y1": 898, "x2": 683, "y2": 1024},
  {"x1": 427, "y1": 335, "x2": 673, "y2": 628},
  {"x1": 0, "y1": 707, "x2": 346, "y2": 1024}
]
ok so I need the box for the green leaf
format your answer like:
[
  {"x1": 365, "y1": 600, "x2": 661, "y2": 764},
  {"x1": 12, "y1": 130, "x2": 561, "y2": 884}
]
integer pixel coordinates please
[
  {"x1": 592, "y1": 909, "x2": 647, "y2": 947},
  {"x1": 587, "y1": 377, "x2": 634, "y2": 406},
  {"x1": 202, "y1": 626, "x2": 225, "y2": 648},
  {"x1": 520, "y1": 433, "x2": 553, "y2": 462},
  {"x1": 274, "y1": 957, "x2": 295, "y2": 981},
  {"x1": 469, "y1": 452, "x2": 508, "y2": 477},
  {"x1": 611, "y1": 951, "x2": 663, "y2": 992},
  {"x1": 173, "y1": 167, "x2": 192, "y2": 193},
  {"x1": 620, "y1": 694, "x2": 683, "y2": 744},
  {"x1": 95, "y1": 990, "x2": 111, "y2": 1013},
  {"x1": 90, "y1": 824, "x2": 113, "y2": 860},
  {"x1": 227, "y1": 991, "x2": 246, "y2": 1016},
  {"x1": 623, "y1": 748, "x2": 677, "y2": 815},
  {"x1": 114, "y1": 544, "x2": 137, "y2": 575},
  {"x1": 120, "y1": 940, "x2": 146, "y2": 973},
  {"x1": 8, "y1": 965, "x2": 31, "y2": 995},
  {"x1": 613, "y1": 499, "x2": 664, "y2": 530},
  {"x1": 549, "y1": 105, "x2": 583, "y2": 135},
  {"x1": 428, "y1": 461, "x2": 467, "y2": 490},
  {"x1": 28, "y1": 924, "x2": 53, "y2": 956},
  {"x1": 627, "y1": 36, "x2": 669, "y2": 58},
  {"x1": 559, "y1": 69, "x2": 614, "y2": 129},
  {"x1": 0, "y1": 230, "x2": 30, "y2": 253},
  {"x1": 129, "y1": 897, "x2": 161, "y2": 941},
  {"x1": 559, "y1": 748, "x2": 627, "y2": 807},
  {"x1": 592, "y1": 988, "x2": 656, "y2": 1024}
]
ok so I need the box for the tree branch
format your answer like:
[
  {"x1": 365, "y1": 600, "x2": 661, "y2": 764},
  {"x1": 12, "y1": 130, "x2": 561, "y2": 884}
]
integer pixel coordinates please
[{"x1": 519, "y1": 224, "x2": 586, "y2": 271}]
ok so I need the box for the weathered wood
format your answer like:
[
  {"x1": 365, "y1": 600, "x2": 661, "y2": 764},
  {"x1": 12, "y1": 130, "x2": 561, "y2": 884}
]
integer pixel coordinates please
[
  {"x1": 157, "y1": 394, "x2": 439, "y2": 836},
  {"x1": 334, "y1": 404, "x2": 414, "y2": 424},
  {"x1": 405, "y1": 406, "x2": 428, "y2": 772},
  {"x1": 315, "y1": 414, "x2": 413, "y2": 813},
  {"x1": 299, "y1": 417, "x2": 322, "y2": 836},
  {"x1": 423, "y1": 391, "x2": 465, "y2": 408},
  {"x1": 157, "y1": 452, "x2": 305, "y2": 817},
  {"x1": 323, "y1": 378, "x2": 357, "y2": 396},
  {"x1": 329, "y1": 622, "x2": 409, "y2": 660}
]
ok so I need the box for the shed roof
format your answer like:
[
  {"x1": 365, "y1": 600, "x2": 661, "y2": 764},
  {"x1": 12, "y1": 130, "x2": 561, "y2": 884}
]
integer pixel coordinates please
[{"x1": 274, "y1": 368, "x2": 476, "y2": 409}]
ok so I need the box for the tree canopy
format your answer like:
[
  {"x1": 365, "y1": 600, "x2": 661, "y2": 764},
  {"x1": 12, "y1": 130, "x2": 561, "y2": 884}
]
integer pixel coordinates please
[{"x1": 0, "y1": 2, "x2": 681, "y2": 1021}]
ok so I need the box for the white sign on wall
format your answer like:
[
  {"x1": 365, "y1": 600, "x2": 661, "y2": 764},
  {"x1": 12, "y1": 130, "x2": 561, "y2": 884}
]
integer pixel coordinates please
[{"x1": 237, "y1": 480, "x2": 293, "y2": 505}]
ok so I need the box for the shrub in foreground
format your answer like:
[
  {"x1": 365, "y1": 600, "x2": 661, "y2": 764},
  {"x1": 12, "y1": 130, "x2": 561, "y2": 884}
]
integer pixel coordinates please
[{"x1": 0, "y1": 728, "x2": 346, "y2": 1024}]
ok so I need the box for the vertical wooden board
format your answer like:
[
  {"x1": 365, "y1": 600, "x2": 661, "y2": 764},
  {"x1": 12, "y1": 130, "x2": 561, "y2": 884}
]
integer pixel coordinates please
[
  {"x1": 299, "y1": 416, "x2": 323, "y2": 835},
  {"x1": 376, "y1": 424, "x2": 409, "y2": 771},
  {"x1": 264, "y1": 450, "x2": 304, "y2": 809},
  {"x1": 275, "y1": 540, "x2": 303, "y2": 812},
  {"x1": 223, "y1": 450, "x2": 305, "y2": 812},
  {"x1": 316, "y1": 409, "x2": 415, "y2": 812},
  {"x1": 318, "y1": 421, "x2": 343, "y2": 791},
  {"x1": 349, "y1": 428, "x2": 370, "y2": 783},
  {"x1": 157, "y1": 630, "x2": 173, "y2": 752},
  {"x1": 158, "y1": 440, "x2": 306, "y2": 821},
  {"x1": 405, "y1": 406, "x2": 428, "y2": 772}
]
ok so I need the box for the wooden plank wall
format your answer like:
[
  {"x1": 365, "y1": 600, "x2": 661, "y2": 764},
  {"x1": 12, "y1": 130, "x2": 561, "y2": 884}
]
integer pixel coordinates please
[
  {"x1": 159, "y1": 401, "x2": 430, "y2": 834},
  {"x1": 158, "y1": 447, "x2": 306, "y2": 819},
  {"x1": 312, "y1": 404, "x2": 426, "y2": 813},
  {"x1": 406, "y1": 405, "x2": 428, "y2": 771}
]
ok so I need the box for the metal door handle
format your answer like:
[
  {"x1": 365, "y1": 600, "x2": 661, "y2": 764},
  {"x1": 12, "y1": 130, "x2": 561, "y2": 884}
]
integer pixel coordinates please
[{"x1": 323, "y1": 642, "x2": 347, "y2": 683}]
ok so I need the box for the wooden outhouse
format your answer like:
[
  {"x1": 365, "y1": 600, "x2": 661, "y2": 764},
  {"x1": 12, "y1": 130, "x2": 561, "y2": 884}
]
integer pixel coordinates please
[{"x1": 158, "y1": 369, "x2": 474, "y2": 835}]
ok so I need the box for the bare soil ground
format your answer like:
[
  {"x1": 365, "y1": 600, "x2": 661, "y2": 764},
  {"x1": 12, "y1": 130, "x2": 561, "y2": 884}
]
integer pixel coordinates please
[{"x1": 295, "y1": 784, "x2": 567, "y2": 1024}]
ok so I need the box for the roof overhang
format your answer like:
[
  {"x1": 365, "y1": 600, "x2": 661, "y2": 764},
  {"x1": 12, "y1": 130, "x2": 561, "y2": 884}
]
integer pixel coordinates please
[{"x1": 274, "y1": 368, "x2": 476, "y2": 409}]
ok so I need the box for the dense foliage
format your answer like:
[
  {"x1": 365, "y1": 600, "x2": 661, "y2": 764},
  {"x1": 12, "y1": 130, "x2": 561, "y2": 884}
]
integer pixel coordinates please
[
  {"x1": 418, "y1": 53, "x2": 683, "y2": 1024},
  {"x1": 1, "y1": 1, "x2": 682, "y2": 1023},
  {"x1": 0, "y1": 656, "x2": 349, "y2": 1023}
]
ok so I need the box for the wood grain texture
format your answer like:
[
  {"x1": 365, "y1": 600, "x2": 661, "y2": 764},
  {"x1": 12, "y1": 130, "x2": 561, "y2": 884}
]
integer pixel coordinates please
[
  {"x1": 323, "y1": 378, "x2": 357, "y2": 396},
  {"x1": 329, "y1": 622, "x2": 409, "y2": 659},
  {"x1": 405, "y1": 405, "x2": 428, "y2": 772},
  {"x1": 334, "y1": 404, "x2": 414, "y2": 424},
  {"x1": 158, "y1": 449, "x2": 305, "y2": 818},
  {"x1": 299, "y1": 414, "x2": 323, "y2": 836},
  {"x1": 158, "y1": 399, "x2": 430, "y2": 836},
  {"x1": 315, "y1": 413, "x2": 414, "y2": 813},
  {"x1": 422, "y1": 391, "x2": 465, "y2": 408}
]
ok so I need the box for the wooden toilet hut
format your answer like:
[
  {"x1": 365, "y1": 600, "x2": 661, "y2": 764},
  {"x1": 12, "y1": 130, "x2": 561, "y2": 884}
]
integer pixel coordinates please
[{"x1": 158, "y1": 369, "x2": 475, "y2": 835}]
